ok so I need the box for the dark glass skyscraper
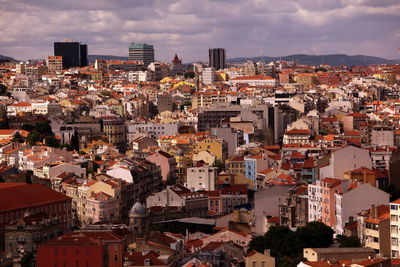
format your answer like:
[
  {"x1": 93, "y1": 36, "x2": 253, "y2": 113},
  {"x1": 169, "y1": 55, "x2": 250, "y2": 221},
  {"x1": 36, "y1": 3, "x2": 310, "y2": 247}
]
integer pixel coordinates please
[
  {"x1": 54, "y1": 41, "x2": 88, "y2": 69},
  {"x1": 80, "y1": 44, "x2": 88, "y2": 67},
  {"x1": 128, "y1": 43, "x2": 155, "y2": 67},
  {"x1": 209, "y1": 48, "x2": 226, "y2": 70}
]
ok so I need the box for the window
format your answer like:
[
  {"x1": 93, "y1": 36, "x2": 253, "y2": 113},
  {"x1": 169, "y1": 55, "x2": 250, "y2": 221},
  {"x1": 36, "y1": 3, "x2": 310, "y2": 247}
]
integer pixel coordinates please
[
  {"x1": 391, "y1": 205, "x2": 398, "y2": 210},
  {"x1": 114, "y1": 255, "x2": 118, "y2": 261}
]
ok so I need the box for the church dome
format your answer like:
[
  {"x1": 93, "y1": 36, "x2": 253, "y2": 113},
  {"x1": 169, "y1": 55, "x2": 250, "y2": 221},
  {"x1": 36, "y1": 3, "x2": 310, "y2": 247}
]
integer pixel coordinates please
[{"x1": 130, "y1": 201, "x2": 146, "y2": 215}]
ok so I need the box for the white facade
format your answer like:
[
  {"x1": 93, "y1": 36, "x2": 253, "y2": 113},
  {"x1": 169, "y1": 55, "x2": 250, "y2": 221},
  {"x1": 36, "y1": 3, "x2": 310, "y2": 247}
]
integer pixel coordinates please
[
  {"x1": 202, "y1": 67, "x2": 216, "y2": 85},
  {"x1": 308, "y1": 182, "x2": 322, "y2": 222},
  {"x1": 106, "y1": 167, "x2": 135, "y2": 183},
  {"x1": 320, "y1": 146, "x2": 372, "y2": 179},
  {"x1": 390, "y1": 201, "x2": 400, "y2": 258},
  {"x1": 128, "y1": 70, "x2": 154, "y2": 82},
  {"x1": 41, "y1": 162, "x2": 86, "y2": 179},
  {"x1": 371, "y1": 128, "x2": 394, "y2": 147},
  {"x1": 229, "y1": 76, "x2": 277, "y2": 87},
  {"x1": 31, "y1": 102, "x2": 62, "y2": 116},
  {"x1": 7, "y1": 101, "x2": 62, "y2": 116},
  {"x1": 186, "y1": 165, "x2": 218, "y2": 191},
  {"x1": 335, "y1": 183, "x2": 389, "y2": 234},
  {"x1": 127, "y1": 121, "x2": 179, "y2": 141}
]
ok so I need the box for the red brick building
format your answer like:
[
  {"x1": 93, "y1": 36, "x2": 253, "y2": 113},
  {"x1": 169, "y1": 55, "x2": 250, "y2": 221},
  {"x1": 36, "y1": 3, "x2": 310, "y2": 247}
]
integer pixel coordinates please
[
  {"x1": 0, "y1": 183, "x2": 72, "y2": 250},
  {"x1": 36, "y1": 233, "x2": 106, "y2": 267}
]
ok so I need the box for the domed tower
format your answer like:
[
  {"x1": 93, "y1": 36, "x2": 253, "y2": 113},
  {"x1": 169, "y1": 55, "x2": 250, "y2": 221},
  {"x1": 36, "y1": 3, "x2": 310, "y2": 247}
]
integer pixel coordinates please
[{"x1": 129, "y1": 201, "x2": 148, "y2": 237}]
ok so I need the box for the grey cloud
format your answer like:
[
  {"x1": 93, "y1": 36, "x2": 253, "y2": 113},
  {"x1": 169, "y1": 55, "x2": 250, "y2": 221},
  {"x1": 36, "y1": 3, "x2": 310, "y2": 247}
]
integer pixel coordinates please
[{"x1": 0, "y1": 0, "x2": 399, "y2": 61}]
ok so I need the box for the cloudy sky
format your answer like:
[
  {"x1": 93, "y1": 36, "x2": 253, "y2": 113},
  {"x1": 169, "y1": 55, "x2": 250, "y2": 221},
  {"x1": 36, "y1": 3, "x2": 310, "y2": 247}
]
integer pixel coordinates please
[{"x1": 1, "y1": 0, "x2": 399, "y2": 62}]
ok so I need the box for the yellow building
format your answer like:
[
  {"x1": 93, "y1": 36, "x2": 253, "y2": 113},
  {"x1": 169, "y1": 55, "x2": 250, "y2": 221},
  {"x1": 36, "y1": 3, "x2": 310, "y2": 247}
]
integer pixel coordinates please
[
  {"x1": 47, "y1": 56, "x2": 63, "y2": 72},
  {"x1": 174, "y1": 154, "x2": 193, "y2": 185},
  {"x1": 343, "y1": 167, "x2": 377, "y2": 186},
  {"x1": 245, "y1": 250, "x2": 275, "y2": 267},
  {"x1": 295, "y1": 73, "x2": 316, "y2": 88},
  {"x1": 193, "y1": 136, "x2": 228, "y2": 163}
]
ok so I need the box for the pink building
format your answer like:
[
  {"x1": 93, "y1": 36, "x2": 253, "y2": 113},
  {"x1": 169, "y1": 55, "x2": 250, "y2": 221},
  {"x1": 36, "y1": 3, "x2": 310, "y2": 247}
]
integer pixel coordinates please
[
  {"x1": 320, "y1": 178, "x2": 345, "y2": 228},
  {"x1": 86, "y1": 191, "x2": 119, "y2": 223},
  {"x1": 146, "y1": 151, "x2": 177, "y2": 183}
]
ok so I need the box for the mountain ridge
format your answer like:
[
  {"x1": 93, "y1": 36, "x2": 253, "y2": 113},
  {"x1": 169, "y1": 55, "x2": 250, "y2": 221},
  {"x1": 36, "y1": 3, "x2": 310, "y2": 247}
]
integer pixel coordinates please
[
  {"x1": 227, "y1": 54, "x2": 400, "y2": 66},
  {"x1": 1, "y1": 54, "x2": 399, "y2": 66}
]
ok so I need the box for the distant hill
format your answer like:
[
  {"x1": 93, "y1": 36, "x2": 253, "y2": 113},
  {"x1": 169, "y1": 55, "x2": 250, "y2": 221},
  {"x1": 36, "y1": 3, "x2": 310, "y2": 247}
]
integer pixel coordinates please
[
  {"x1": 228, "y1": 54, "x2": 400, "y2": 66},
  {"x1": 88, "y1": 55, "x2": 128, "y2": 63},
  {"x1": 0, "y1": 55, "x2": 18, "y2": 62}
]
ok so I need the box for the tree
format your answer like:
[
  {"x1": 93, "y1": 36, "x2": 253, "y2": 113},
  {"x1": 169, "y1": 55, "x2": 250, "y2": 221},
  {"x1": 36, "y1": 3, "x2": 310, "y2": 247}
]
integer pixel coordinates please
[
  {"x1": 12, "y1": 131, "x2": 25, "y2": 143},
  {"x1": 26, "y1": 131, "x2": 40, "y2": 145},
  {"x1": 20, "y1": 251, "x2": 35, "y2": 267},
  {"x1": 184, "y1": 71, "x2": 195, "y2": 79},
  {"x1": 248, "y1": 222, "x2": 334, "y2": 267},
  {"x1": 45, "y1": 136, "x2": 60, "y2": 148},
  {"x1": 25, "y1": 170, "x2": 33, "y2": 184},
  {"x1": 0, "y1": 108, "x2": 9, "y2": 129},
  {"x1": 297, "y1": 221, "x2": 334, "y2": 248},
  {"x1": 248, "y1": 226, "x2": 301, "y2": 259},
  {"x1": 70, "y1": 130, "x2": 80, "y2": 151},
  {"x1": 212, "y1": 159, "x2": 223, "y2": 172},
  {"x1": 0, "y1": 83, "x2": 11, "y2": 97},
  {"x1": 22, "y1": 123, "x2": 35, "y2": 132},
  {"x1": 336, "y1": 235, "x2": 361, "y2": 247},
  {"x1": 34, "y1": 121, "x2": 53, "y2": 136},
  {"x1": 148, "y1": 102, "x2": 158, "y2": 119},
  {"x1": 172, "y1": 102, "x2": 178, "y2": 112}
]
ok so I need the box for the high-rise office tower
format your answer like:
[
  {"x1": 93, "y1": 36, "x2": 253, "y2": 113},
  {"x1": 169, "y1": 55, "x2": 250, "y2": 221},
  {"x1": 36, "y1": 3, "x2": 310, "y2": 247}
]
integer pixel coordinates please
[
  {"x1": 209, "y1": 48, "x2": 226, "y2": 70},
  {"x1": 128, "y1": 43, "x2": 154, "y2": 67},
  {"x1": 80, "y1": 44, "x2": 88, "y2": 67},
  {"x1": 54, "y1": 41, "x2": 88, "y2": 69}
]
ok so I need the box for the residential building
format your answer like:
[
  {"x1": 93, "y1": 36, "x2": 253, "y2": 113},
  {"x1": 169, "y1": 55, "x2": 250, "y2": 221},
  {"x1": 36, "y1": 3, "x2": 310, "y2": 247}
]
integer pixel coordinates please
[
  {"x1": 390, "y1": 199, "x2": 400, "y2": 258},
  {"x1": 229, "y1": 75, "x2": 277, "y2": 87},
  {"x1": 146, "y1": 184, "x2": 209, "y2": 218},
  {"x1": 146, "y1": 151, "x2": 177, "y2": 183},
  {"x1": 186, "y1": 165, "x2": 218, "y2": 191},
  {"x1": 36, "y1": 232, "x2": 106, "y2": 267},
  {"x1": 335, "y1": 183, "x2": 390, "y2": 234},
  {"x1": 127, "y1": 121, "x2": 179, "y2": 141},
  {"x1": 303, "y1": 247, "x2": 376, "y2": 262},
  {"x1": 193, "y1": 137, "x2": 228, "y2": 163},
  {"x1": 244, "y1": 155, "x2": 270, "y2": 190},
  {"x1": 202, "y1": 67, "x2": 216, "y2": 85},
  {"x1": 357, "y1": 205, "x2": 390, "y2": 257},
  {"x1": 245, "y1": 250, "x2": 275, "y2": 267},
  {"x1": 47, "y1": 56, "x2": 63, "y2": 72},
  {"x1": 254, "y1": 186, "x2": 291, "y2": 236},
  {"x1": 0, "y1": 183, "x2": 72, "y2": 251},
  {"x1": 320, "y1": 146, "x2": 373, "y2": 179},
  {"x1": 101, "y1": 116, "x2": 127, "y2": 153},
  {"x1": 279, "y1": 185, "x2": 308, "y2": 229},
  {"x1": 5, "y1": 212, "x2": 64, "y2": 263}
]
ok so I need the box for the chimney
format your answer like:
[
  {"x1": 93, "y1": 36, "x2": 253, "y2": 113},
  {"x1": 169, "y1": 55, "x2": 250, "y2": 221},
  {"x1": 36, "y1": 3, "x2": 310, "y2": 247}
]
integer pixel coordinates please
[
  {"x1": 371, "y1": 204, "x2": 376, "y2": 219},
  {"x1": 264, "y1": 249, "x2": 271, "y2": 256}
]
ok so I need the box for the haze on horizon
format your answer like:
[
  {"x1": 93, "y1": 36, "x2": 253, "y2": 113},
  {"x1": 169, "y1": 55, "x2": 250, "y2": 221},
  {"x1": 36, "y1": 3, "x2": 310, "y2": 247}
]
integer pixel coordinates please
[{"x1": 1, "y1": 0, "x2": 399, "y2": 62}]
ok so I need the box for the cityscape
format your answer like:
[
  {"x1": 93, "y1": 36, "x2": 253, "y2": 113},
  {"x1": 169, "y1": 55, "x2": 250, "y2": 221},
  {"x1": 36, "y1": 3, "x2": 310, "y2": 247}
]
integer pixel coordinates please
[{"x1": 1, "y1": 1, "x2": 400, "y2": 267}]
